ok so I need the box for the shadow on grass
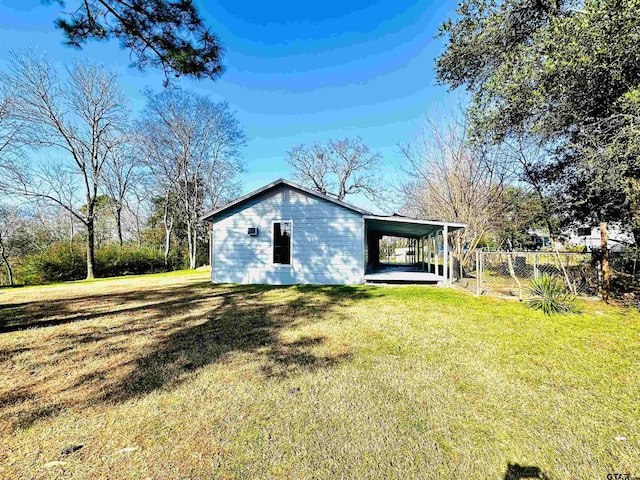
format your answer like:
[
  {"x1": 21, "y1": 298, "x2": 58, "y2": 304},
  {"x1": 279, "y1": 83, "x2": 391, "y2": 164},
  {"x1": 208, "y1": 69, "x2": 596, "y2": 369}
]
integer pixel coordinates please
[
  {"x1": 504, "y1": 463, "x2": 550, "y2": 480},
  {"x1": 0, "y1": 281, "x2": 376, "y2": 432}
]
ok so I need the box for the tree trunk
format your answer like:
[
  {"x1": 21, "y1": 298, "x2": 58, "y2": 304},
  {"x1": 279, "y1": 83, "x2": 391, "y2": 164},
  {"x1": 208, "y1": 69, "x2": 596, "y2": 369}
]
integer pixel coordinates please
[
  {"x1": 116, "y1": 205, "x2": 123, "y2": 246},
  {"x1": 5, "y1": 262, "x2": 13, "y2": 286},
  {"x1": 601, "y1": 222, "x2": 610, "y2": 302},
  {"x1": 547, "y1": 227, "x2": 575, "y2": 293},
  {"x1": 0, "y1": 242, "x2": 13, "y2": 286},
  {"x1": 506, "y1": 239, "x2": 522, "y2": 300},
  {"x1": 552, "y1": 239, "x2": 575, "y2": 294},
  {"x1": 164, "y1": 224, "x2": 172, "y2": 267},
  {"x1": 506, "y1": 255, "x2": 523, "y2": 301},
  {"x1": 86, "y1": 217, "x2": 96, "y2": 279},
  {"x1": 135, "y1": 206, "x2": 142, "y2": 248},
  {"x1": 162, "y1": 196, "x2": 173, "y2": 268},
  {"x1": 69, "y1": 211, "x2": 75, "y2": 244},
  {"x1": 186, "y1": 219, "x2": 197, "y2": 270},
  {"x1": 632, "y1": 226, "x2": 640, "y2": 249}
]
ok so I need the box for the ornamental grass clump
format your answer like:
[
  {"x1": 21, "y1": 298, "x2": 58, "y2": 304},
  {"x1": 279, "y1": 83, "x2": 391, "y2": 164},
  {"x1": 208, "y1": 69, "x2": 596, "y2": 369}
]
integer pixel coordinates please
[{"x1": 527, "y1": 274, "x2": 578, "y2": 315}]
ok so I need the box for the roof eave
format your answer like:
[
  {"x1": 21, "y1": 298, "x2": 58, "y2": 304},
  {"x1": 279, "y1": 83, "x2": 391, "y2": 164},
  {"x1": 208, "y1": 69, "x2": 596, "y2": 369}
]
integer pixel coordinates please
[
  {"x1": 363, "y1": 215, "x2": 467, "y2": 230},
  {"x1": 200, "y1": 178, "x2": 371, "y2": 222}
]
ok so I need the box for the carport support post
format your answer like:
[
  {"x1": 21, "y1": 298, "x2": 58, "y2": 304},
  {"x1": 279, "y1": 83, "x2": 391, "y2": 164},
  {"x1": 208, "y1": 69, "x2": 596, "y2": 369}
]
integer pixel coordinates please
[
  {"x1": 431, "y1": 235, "x2": 435, "y2": 273},
  {"x1": 434, "y1": 234, "x2": 439, "y2": 276},
  {"x1": 443, "y1": 225, "x2": 449, "y2": 285},
  {"x1": 432, "y1": 235, "x2": 436, "y2": 274},
  {"x1": 425, "y1": 236, "x2": 429, "y2": 272}
]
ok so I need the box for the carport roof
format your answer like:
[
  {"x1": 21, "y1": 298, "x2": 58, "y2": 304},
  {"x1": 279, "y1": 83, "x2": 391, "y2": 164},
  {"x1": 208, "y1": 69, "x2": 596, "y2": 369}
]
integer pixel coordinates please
[{"x1": 364, "y1": 215, "x2": 466, "y2": 238}]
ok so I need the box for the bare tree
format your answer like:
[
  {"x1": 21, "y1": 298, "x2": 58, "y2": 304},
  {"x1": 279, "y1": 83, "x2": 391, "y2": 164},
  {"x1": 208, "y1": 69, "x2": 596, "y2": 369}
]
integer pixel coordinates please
[
  {"x1": 0, "y1": 51, "x2": 128, "y2": 279},
  {"x1": 152, "y1": 188, "x2": 178, "y2": 267},
  {"x1": 0, "y1": 205, "x2": 21, "y2": 286},
  {"x1": 127, "y1": 179, "x2": 153, "y2": 249},
  {"x1": 286, "y1": 137, "x2": 386, "y2": 205},
  {"x1": 139, "y1": 91, "x2": 245, "y2": 269},
  {"x1": 103, "y1": 135, "x2": 143, "y2": 245},
  {"x1": 399, "y1": 118, "x2": 508, "y2": 273},
  {"x1": 0, "y1": 79, "x2": 22, "y2": 169}
]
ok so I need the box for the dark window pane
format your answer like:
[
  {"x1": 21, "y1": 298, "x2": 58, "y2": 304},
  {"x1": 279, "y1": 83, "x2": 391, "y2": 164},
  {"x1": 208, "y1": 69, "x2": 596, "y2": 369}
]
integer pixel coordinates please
[{"x1": 273, "y1": 222, "x2": 291, "y2": 264}]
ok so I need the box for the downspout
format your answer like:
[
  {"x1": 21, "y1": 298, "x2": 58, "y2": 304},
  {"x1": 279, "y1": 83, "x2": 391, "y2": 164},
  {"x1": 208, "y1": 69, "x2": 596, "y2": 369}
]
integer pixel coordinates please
[
  {"x1": 362, "y1": 217, "x2": 366, "y2": 283},
  {"x1": 209, "y1": 223, "x2": 214, "y2": 282}
]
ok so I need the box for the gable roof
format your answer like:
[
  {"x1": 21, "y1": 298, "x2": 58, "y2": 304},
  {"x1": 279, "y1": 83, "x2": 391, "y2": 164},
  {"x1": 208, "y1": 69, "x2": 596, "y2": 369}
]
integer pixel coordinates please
[{"x1": 200, "y1": 178, "x2": 372, "y2": 221}]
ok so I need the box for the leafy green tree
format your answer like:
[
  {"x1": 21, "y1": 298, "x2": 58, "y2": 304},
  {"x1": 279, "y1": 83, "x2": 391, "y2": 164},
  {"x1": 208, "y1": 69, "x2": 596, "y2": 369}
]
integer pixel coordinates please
[
  {"x1": 496, "y1": 186, "x2": 547, "y2": 250},
  {"x1": 436, "y1": 0, "x2": 640, "y2": 241},
  {"x1": 46, "y1": 0, "x2": 224, "y2": 86}
]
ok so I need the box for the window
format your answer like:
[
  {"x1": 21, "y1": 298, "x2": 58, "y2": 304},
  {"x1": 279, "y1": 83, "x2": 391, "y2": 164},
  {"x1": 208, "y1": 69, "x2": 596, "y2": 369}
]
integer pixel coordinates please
[{"x1": 273, "y1": 221, "x2": 291, "y2": 265}]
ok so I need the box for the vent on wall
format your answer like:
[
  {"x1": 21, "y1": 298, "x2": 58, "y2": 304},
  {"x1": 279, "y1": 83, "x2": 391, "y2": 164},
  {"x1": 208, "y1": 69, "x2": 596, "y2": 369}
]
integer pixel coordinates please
[{"x1": 247, "y1": 227, "x2": 259, "y2": 236}]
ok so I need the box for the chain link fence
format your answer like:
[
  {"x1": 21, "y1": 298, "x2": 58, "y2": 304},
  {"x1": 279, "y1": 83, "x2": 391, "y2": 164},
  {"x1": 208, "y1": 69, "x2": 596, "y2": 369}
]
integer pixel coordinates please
[
  {"x1": 464, "y1": 251, "x2": 599, "y2": 298},
  {"x1": 608, "y1": 249, "x2": 640, "y2": 296}
]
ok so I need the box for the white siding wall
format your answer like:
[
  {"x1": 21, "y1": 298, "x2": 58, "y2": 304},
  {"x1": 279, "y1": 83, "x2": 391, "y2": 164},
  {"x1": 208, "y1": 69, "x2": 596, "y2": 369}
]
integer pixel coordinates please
[{"x1": 211, "y1": 185, "x2": 365, "y2": 285}]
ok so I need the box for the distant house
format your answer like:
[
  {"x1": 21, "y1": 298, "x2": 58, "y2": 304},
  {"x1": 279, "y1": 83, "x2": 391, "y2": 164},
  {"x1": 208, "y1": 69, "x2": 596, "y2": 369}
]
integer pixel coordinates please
[
  {"x1": 527, "y1": 229, "x2": 552, "y2": 250},
  {"x1": 567, "y1": 224, "x2": 633, "y2": 252},
  {"x1": 201, "y1": 179, "x2": 465, "y2": 285}
]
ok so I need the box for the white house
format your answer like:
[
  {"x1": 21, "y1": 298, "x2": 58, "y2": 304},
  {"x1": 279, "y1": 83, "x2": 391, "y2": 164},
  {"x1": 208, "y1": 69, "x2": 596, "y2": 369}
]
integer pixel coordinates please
[
  {"x1": 567, "y1": 224, "x2": 633, "y2": 252},
  {"x1": 201, "y1": 179, "x2": 465, "y2": 285}
]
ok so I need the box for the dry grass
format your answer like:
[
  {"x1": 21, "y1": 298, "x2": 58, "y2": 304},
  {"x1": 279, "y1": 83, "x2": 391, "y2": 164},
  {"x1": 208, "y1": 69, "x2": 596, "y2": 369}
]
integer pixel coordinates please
[{"x1": 0, "y1": 270, "x2": 638, "y2": 479}]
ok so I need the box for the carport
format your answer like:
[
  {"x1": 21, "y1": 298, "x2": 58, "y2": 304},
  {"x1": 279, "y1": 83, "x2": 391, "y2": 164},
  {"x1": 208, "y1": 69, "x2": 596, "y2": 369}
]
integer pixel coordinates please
[{"x1": 363, "y1": 215, "x2": 466, "y2": 285}]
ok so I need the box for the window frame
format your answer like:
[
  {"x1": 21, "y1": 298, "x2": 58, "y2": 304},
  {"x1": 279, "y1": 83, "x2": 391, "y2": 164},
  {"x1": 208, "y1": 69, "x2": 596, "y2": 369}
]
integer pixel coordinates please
[{"x1": 271, "y1": 219, "x2": 293, "y2": 267}]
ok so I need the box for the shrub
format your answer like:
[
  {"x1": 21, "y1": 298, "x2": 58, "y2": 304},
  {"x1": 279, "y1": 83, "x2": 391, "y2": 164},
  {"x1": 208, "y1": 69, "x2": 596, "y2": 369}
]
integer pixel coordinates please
[
  {"x1": 16, "y1": 243, "x2": 172, "y2": 284},
  {"x1": 527, "y1": 274, "x2": 578, "y2": 315},
  {"x1": 18, "y1": 242, "x2": 87, "y2": 284},
  {"x1": 166, "y1": 248, "x2": 189, "y2": 271},
  {"x1": 95, "y1": 244, "x2": 166, "y2": 277}
]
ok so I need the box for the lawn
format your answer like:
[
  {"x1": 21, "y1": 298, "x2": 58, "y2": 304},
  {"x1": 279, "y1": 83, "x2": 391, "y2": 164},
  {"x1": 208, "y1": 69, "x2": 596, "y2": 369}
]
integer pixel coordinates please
[{"x1": 0, "y1": 271, "x2": 638, "y2": 479}]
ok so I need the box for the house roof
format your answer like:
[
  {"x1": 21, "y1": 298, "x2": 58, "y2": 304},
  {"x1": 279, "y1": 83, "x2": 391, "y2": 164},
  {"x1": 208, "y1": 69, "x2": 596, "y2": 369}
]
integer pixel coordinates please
[
  {"x1": 200, "y1": 178, "x2": 372, "y2": 221},
  {"x1": 201, "y1": 179, "x2": 467, "y2": 237}
]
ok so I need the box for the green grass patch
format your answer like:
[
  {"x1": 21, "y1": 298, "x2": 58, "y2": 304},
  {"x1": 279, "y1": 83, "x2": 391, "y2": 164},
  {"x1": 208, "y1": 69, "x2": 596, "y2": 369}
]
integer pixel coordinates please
[
  {"x1": 0, "y1": 268, "x2": 205, "y2": 291},
  {"x1": 0, "y1": 271, "x2": 638, "y2": 479}
]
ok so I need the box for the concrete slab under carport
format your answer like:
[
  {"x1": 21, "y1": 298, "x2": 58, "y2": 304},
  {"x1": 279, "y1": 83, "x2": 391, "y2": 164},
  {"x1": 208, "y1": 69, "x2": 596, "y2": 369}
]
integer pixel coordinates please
[
  {"x1": 364, "y1": 263, "x2": 444, "y2": 284},
  {"x1": 364, "y1": 216, "x2": 465, "y2": 285}
]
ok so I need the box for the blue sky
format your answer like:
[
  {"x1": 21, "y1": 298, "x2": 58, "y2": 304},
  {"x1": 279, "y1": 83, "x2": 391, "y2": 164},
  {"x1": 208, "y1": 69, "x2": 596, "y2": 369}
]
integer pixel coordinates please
[{"x1": 0, "y1": 0, "x2": 460, "y2": 212}]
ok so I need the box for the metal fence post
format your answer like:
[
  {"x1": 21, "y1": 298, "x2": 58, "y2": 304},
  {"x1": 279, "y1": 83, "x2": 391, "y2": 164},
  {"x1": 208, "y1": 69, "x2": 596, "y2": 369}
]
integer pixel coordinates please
[{"x1": 533, "y1": 253, "x2": 538, "y2": 279}]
